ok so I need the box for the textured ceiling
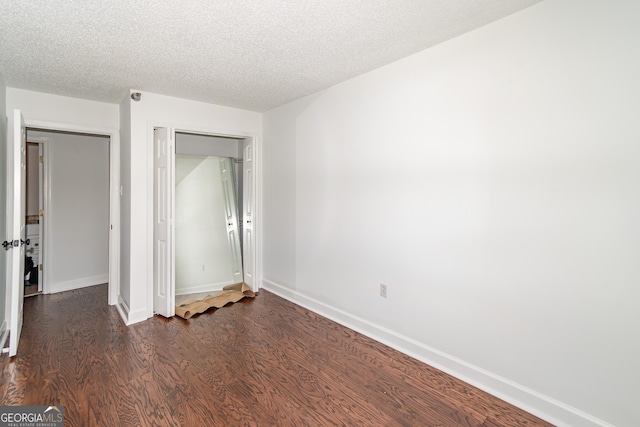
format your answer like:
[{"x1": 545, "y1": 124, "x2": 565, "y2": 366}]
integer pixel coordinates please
[{"x1": 0, "y1": 0, "x2": 542, "y2": 112}]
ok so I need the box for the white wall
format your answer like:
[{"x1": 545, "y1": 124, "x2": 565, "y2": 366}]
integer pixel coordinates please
[
  {"x1": 29, "y1": 131, "x2": 110, "y2": 293},
  {"x1": 175, "y1": 133, "x2": 239, "y2": 157},
  {"x1": 0, "y1": 73, "x2": 7, "y2": 337},
  {"x1": 25, "y1": 143, "x2": 39, "y2": 216},
  {"x1": 262, "y1": 100, "x2": 300, "y2": 289},
  {"x1": 6, "y1": 88, "x2": 120, "y2": 300},
  {"x1": 175, "y1": 132, "x2": 245, "y2": 234},
  {"x1": 119, "y1": 91, "x2": 261, "y2": 323},
  {"x1": 119, "y1": 95, "x2": 131, "y2": 310},
  {"x1": 262, "y1": 1, "x2": 640, "y2": 426},
  {"x1": 6, "y1": 89, "x2": 119, "y2": 130}
]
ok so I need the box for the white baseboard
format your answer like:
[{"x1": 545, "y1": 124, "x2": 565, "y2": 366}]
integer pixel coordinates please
[
  {"x1": 0, "y1": 320, "x2": 8, "y2": 353},
  {"x1": 116, "y1": 295, "x2": 148, "y2": 326},
  {"x1": 261, "y1": 279, "x2": 612, "y2": 427},
  {"x1": 48, "y1": 274, "x2": 109, "y2": 294},
  {"x1": 127, "y1": 307, "x2": 148, "y2": 325},
  {"x1": 175, "y1": 280, "x2": 234, "y2": 296},
  {"x1": 115, "y1": 295, "x2": 129, "y2": 325}
]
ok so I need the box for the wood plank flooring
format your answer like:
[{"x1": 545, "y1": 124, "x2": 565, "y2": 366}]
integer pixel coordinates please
[{"x1": 0, "y1": 284, "x2": 553, "y2": 426}]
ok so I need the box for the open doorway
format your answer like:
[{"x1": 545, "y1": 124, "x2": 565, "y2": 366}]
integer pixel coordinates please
[
  {"x1": 4, "y1": 110, "x2": 120, "y2": 357},
  {"x1": 23, "y1": 141, "x2": 42, "y2": 297},
  {"x1": 25, "y1": 129, "x2": 110, "y2": 297}
]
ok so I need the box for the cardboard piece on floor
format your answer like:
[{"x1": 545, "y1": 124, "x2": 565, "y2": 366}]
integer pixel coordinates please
[{"x1": 175, "y1": 283, "x2": 255, "y2": 319}]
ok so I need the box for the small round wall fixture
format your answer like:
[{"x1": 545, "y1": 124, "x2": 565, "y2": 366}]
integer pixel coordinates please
[{"x1": 131, "y1": 92, "x2": 142, "y2": 101}]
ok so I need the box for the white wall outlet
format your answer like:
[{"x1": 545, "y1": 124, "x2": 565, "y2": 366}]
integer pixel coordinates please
[{"x1": 380, "y1": 283, "x2": 388, "y2": 298}]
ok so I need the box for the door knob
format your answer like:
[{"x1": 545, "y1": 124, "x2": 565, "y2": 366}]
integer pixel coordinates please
[{"x1": 2, "y1": 240, "x2": 20, "y2": 250}]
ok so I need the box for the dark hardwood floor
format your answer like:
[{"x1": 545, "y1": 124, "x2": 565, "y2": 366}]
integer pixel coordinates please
[
  {"x1": 0, "y1": 285, "x2": 553, "y2": 426},
  {"x1": 24, "y1": 282, "x2": 40, "y2": 297}
]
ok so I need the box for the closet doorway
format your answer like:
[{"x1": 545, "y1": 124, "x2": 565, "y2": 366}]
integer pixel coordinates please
[{"x1": 153, "y1": 128, "x2": 256, "y2": 318}]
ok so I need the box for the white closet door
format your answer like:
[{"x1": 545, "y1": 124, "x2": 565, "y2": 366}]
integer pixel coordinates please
[
  {"x1": 242, "y1": 138, "x2": 255, "y2": 289},
  {"x1": 6, "y1": 109, "x2": 27, "y2": 357},
  {"x1": 153, "y1": 127, "x2": 175, "y2": 317},
  {"x1": 219, "y1": 157, "x2": 243, "y2": 284}
]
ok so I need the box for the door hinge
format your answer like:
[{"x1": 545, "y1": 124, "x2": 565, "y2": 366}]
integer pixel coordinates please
[
  {"x1": 39, "y1": 264, "x2": 43, "y2": 271},
  {"x1": 39, "y1": 155, "x2": 44, "y2": 163},
  {"x1": 39, "y1": 210, "x2": 44, "y2": 217}
]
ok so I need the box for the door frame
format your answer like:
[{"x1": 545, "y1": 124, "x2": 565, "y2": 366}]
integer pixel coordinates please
[
  {"x1": 148, "y1": 122, "x2": 261, "y2": 318},
  {"x1": 37, "y1": 141, "x2": 44, "y2": 292},
  {"x1": 25, "y1": 136, "x2": 49, "y2": 293},
  {"x1": 25, "y1": 119, "x2": 120, "y2": 306}
]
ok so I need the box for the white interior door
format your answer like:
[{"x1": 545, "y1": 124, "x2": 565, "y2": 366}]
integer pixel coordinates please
[
  {"x1": 37, "y1": 143, "x2": 44, "y2": 292},
  {"x1": 153, "y1": 127, "x2": 175, "y2": 317},
  {"x1": 6, "y1": 109, "x2": 27, "y2": 357},
  {"x1": 219, "y1": 157, "x2": 243, "y2": 284},
  {"x1": 242, "y1": 138, "x2": 255, "y2": 289}
]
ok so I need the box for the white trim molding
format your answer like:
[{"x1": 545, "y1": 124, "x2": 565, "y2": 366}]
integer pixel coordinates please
[
  {"x1": 48, "y1": 275, "x2": 108, "y2": 294},
  {"x1": 261, "y1": 279, "x2": 614, "y2": 427},
  {"x1": 24, "y1": 119, "x2": 120, "y2": 308},
  {"x1": 116, "y1": 295, "x2": 130, "y2": 325},
  {"x1": 116, "y1": 294, "x2": 147, "y2": 326},
  {"x1": 146, "y1": 123, "x2": 262, "y2": 319},
  {"x1": 127, "y1": 307, "x2": 150, "y2": 325},
  {"x1": 0, "y1": 320, "x2": 8, "y2": 353}
]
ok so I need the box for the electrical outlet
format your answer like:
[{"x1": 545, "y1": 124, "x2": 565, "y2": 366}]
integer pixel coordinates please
[{"x1": 380, "y1": 283, "x2": 388, "y2": 298}]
